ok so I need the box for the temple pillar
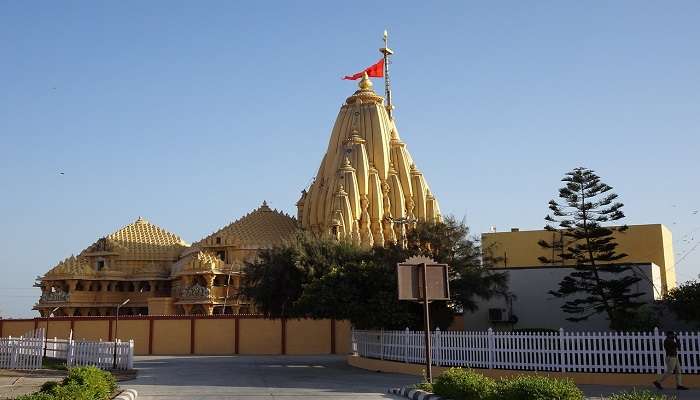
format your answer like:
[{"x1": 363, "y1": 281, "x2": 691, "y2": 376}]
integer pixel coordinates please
[
  {"x1": 67, "y1": 280, "x2": 78, "y2": 292},
  {"x1": 205, "y1": 274, "x2": 215, "y2": 289},
  {"x1": 98, "y1": 307, "x2": 109, "y2": 316},
  {"x1": 149, "y1": 280, "x2": 158, "y2": 293},
  {"x1": 38, "y1": 309, "x2": 49, "y2": 317},
  {"x1": 231, "y1": 305, "x2": 241, "y2": 314},
  {"x1": 182, "y1": 304, "x2": 192, "y2": 315},
  {"x1": 63, "y1": 307, "x2": 75, "y2": 316},
  {"x1": 204, "y1": 304, "x2": 214, "y2": 316}
]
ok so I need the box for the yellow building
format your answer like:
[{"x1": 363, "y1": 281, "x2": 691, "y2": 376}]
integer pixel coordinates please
[
  {"x1": 34, "y1": 202, "x2": 298, "y2": 317},
  {"x1": 481, "y1": 224, "x2": 676, "y2": 294}
]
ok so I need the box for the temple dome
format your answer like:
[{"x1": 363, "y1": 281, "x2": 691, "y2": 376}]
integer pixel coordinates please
[
  {"x1": 82, "y1": 217, "x2": 189, "y2": 261},
  {"x1": 194, "y1": 201, "x2": 298, "y2": 248},
  {"x1": 297, "y1": 77, "x2": 441, "y2": 246}
]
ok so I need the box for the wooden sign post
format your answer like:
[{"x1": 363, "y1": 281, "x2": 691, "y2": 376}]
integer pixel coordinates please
[{"x1": 397, "y1": 256, "x2": 450, "y2": 383}]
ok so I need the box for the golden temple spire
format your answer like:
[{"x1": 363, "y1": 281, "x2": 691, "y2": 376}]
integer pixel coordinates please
[
  {"x1": 380, "y1": 29, "x2": 394, "y2": 119},
  {"x1": 358, "y1": 72, "x2": 373, "y2": 90}
]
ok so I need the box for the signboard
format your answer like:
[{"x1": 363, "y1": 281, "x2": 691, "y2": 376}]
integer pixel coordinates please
[
  {"x1": 395, "y1": 256, "x2": 450, "y2": 383},
  {"x1": 396, "y1": 256, "x2": 450, "y2": 301}
]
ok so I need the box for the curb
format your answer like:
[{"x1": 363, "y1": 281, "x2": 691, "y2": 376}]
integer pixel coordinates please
[
  {"x1": 114, "y1": 388, "x2": 138, "y2": 400},
  {"x1": 388, "y1": 387, "x2": 443, "y2": 400}
]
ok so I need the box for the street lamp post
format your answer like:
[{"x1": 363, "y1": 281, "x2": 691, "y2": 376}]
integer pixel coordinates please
[
  {"x1": 43, "y1": 306, "x2": 60, "y2": 358},
  {"x1": 112, "y1": 299, "x2": 130, "y2": 369}
]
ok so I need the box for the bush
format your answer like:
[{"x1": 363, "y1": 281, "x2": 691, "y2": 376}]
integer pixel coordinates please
[
  {"x1": 432, "y1": 368, "x2": 497, "y2": 400},
  {"x1": 39, "y1": 381, "x2": 59, "y2": 393},
  {"x1": 496, "y1": 375, "x2": 583, "y2": 400},
  {"x1": 16, "y1": 366, "x2": 117, "y2": 400},
  {"x1": 608, "y1": 389, "x2": 676, "y2": 400},
  {"x1": 414, "y1": 381, "x2": 433, "y2": 392},
  {"x1": 15, "y1": 393, "x2": 55, "y2": 400}
]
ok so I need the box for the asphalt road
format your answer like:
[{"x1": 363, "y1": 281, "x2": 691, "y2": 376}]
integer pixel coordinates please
[
  {"x1": 124, "y1": 355, "x2": 699, "y2": 400},
  {"x1": 126, "y1": 355, "x2": 416, "y2": 399}
]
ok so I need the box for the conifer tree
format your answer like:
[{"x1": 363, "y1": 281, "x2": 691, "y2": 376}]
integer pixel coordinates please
[{"x1": 539, "y1": 167, "x2": 644, "y2": 329}]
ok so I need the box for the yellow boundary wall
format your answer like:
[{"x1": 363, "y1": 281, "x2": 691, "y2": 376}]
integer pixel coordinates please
[
  {"x1": 347, "y1": 355, "x2": 700, "y2": 388},
  {"x1": 0, "y1": 316, "x2": 350, "y2": 356}
]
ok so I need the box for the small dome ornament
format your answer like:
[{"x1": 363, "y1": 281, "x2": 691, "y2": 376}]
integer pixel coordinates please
[{"x1": 358, "y1": 72, "x2": 373, "y2": 90}]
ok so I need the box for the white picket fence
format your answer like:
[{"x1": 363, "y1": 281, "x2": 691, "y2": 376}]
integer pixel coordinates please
[
  {"x1": 0, "y1": 336, "x2": 44, "y2": 370},
  {"x1": 353, "y1": 328, "x2": 700, "y2": 374},
  {"x1": 46, "y1": 338, "x2": 134, "y2": 370},
  {"x1": 0, "y1": 328, "x2": 133, "y2": 370}
]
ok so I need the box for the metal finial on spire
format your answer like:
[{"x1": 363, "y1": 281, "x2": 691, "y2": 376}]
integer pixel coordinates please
[{"x1": 380, "y1": 30, "x2": 394, "y2": 119}]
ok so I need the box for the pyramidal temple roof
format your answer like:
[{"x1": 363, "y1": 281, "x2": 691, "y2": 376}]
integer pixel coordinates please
[
  {"x1": 194, "y1": 202, "x2": 298, "y2": 248},
  {"x1": 82, "y1": 217, "x2": 189, "y2": 260},
  {"x1": 296, "y1": 74, "x2": 441, "y2": 246}
]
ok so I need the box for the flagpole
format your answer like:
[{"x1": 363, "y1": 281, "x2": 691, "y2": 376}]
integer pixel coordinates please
[{"x1": 380, "y1": 30, "x2": 394, "y2": 119}]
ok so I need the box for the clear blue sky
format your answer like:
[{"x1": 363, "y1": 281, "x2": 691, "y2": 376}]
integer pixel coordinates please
[{"x1": 1, "y1": 1, "x2": 698, "y2": 317}]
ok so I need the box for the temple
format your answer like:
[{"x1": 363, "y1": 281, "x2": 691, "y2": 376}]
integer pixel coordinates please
[
  {"x1": 34, "y1": 203, "x2": 297, "y2": 316},
  {"x1": 296, "y1": 74, "x2": 441, "y2": 246},
  {"x1": 35, "y1": 37, "x2": 442, "y2": 315}
]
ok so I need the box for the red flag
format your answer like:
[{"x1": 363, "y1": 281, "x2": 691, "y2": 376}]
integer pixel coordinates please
[{"x1": 343, "y1": 58, "x2": 384, "y2": 80}]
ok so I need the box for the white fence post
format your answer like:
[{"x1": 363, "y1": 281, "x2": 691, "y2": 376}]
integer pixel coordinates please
[
  {"x1": 487, "y1": 328, "x2": 494, "y2": 369},
  {"x1": 559, "y1": 328, "x2": 565, "y2": 372},
  {"x1": 435, "y1": 327, "x2": 441, "y2": 366},
  {"x1": 127, "y1": 340, "x2": 134, "y2": 370},
  {"x1": 404, "y1": 328, "x2": 409, "y2": 364},
  {"x1": 653, "y1": 327, "x2": 662, "y2": 375},
  {"x1": 380, "y1": 329, "x2": 384, "y2": 360}
]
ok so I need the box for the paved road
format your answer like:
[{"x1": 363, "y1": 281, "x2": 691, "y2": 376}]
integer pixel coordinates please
[
  {"x1": 126, "y1": 356, "x2": 415, "y2": 399},
  {"x1": 125, "y1": 356, "x2": 699, "y2": 400}
]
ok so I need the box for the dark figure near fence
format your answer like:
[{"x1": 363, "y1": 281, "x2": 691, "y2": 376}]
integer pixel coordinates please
[{"x1": 654, "y1": 331, "x2": 689, "y2": 390}]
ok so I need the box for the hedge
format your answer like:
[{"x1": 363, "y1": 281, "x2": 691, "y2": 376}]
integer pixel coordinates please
[
  {"x1": 429, "y1": 369, "x2": 583, "y2": 400},
  {"x1": 608, "y1": 389, "x2": 677, "y2": 400}
]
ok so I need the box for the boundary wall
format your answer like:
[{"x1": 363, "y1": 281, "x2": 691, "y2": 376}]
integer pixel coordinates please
[{"x1": 0, "y1": 315, "x2": 351, "y2": 356}]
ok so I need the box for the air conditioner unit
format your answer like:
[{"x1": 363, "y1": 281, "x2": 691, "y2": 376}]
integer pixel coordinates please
[{"x1": 488, "y1": 308, "x2": 510, "y2": 322}]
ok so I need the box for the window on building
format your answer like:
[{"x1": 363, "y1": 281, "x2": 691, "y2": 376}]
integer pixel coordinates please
[
  {"x1": 217, "y1": 250, "x2": 226, "y2": 262},
  {"x1": 96, "y1": 260, "x2": 105, "y2": 271},
  {"x1": 215, "y1": 237, "x2": 222, "y2": 244}
]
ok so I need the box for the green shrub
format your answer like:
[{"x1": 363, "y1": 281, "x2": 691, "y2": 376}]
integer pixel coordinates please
[
  {"x1": 414, "y1": 381, "x2": 433, "y2": 392},
  {"x1": 62, "y1": 366, "x2": 117, "y2": 398},
  {"x1": 432, "y1": 368, "x2": 497, "y2": 400},
  {"x1": 608, "y1": 389, "x2": 676, "y2": 400},
  {"x1": 14, "y1": 393, "x2": 55, "y2": 400},
  {"x1": 39, "y1": 381, "x2": 59, "y2": 393},
  {"x1": 496, "y1": 375, "x2": 583, "y2": 400},
  {"x1": 17, "y1": 366, "x2": 116, "y2": 400}
]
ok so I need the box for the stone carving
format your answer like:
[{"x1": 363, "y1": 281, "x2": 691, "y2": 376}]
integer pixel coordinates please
[
  {"x1": 180, "y1": 283, "x2": 211, "y2": 299},
  {"x1": 40, "y1": 290, "x2": 69, "y2": 303}
]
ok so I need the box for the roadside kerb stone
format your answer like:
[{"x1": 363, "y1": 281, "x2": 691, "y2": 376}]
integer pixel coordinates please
[
  {"x1": 113, "y1": 388, "x2": 138, "y2": 400},
  {"x1": 388, "y1": 387, "x2": 443, "y2": 400}
]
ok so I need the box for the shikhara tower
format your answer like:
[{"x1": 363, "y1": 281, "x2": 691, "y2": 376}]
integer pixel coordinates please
[{"x1": 297, "y1": 33, "x2": 441, "y2": 246}]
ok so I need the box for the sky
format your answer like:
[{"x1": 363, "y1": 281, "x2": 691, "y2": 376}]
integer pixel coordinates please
[{"x1": 1, "y1": 1, "x2": 698, "y2": 317}]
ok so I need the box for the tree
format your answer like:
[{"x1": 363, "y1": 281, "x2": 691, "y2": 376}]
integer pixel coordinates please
[
  {"x1": 241, "y1": 232, "x2": 363, "y2": 318},
  {"x1": 539, "y1": 167, "x2": 644, "y2": 330},
  {"x1": 244, "y1": 217, "x2": 508, "y2": 330},
  {"x1": 404, "y1": 217, "x2": 508, "y2": 314},
  {"x1": 665, "y1": 280, "x2": 700, "y2": 327}
]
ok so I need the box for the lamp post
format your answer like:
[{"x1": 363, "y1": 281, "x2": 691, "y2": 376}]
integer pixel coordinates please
[
  {"x1": 43, "y1": 306, "x2": 60, "y2": 358},
  {"x1": 112, "y1": 299, "x2": 130, "y2": 369}
]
